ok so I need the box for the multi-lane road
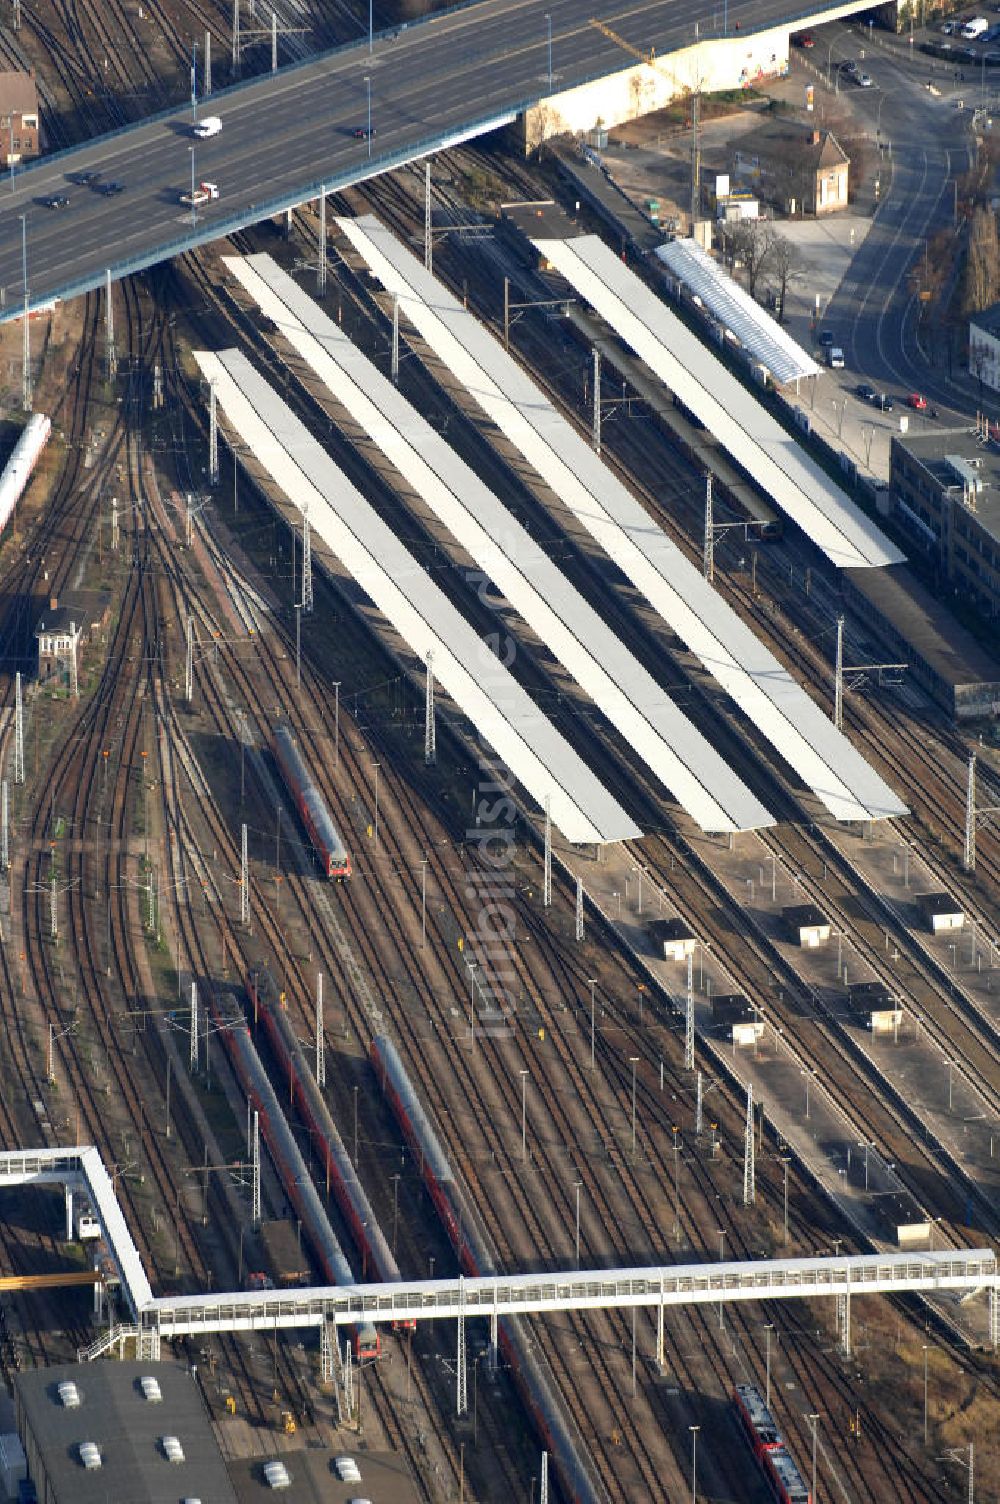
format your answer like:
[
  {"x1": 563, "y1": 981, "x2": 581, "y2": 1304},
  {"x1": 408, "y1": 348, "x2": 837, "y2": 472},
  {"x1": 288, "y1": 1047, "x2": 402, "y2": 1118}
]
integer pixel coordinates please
[{"x1": 0, "y1": 0, "x2": 871, "y2": 318}]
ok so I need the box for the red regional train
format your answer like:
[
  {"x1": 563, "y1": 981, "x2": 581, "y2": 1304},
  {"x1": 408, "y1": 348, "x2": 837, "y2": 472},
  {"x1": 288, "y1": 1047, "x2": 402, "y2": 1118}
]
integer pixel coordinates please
[
  {"x1": 271, "y1": 722, "x2": 350, "y2": 878},
  {"x1": 248, "y1": 967, "x2": 414, "y2": 1333},
  {"x1": 733, "y1": 1384, "x2": 811, "y2": 1504}
]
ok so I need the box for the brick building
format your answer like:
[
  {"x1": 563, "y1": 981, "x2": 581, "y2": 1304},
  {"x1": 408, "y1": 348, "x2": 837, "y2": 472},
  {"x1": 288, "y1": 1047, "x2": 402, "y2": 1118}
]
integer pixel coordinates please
[{"x1": 0, "y1": 70, "x2": 40, "y2": 166}]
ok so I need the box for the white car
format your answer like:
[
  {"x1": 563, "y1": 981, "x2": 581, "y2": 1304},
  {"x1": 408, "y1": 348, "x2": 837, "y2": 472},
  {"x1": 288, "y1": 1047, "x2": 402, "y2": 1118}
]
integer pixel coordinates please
[
  {"x1": 191, "y1": 114, "x2": 222, "y2": 138},
  {"x1": 334, "y1": 1456, "x2": 362, "y2": 1483},
  {"x1": 856, "y1": 71, "x2": 873, "y2": 87}
]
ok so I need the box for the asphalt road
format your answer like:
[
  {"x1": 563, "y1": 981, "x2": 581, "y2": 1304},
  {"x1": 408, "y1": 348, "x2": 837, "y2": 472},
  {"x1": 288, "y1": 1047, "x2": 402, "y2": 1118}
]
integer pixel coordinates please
[
  {"x1": 0, "y1": 0, "x2": 868, "y2": 318},
  {"x1": 822, "y1": 32, "x2": 977, "y2": 417}
]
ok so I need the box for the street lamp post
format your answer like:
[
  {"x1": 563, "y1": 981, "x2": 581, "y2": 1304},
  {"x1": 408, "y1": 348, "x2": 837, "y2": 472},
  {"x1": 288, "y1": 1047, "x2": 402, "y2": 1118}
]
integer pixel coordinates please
[
  {"x1": 520, "y1": 1069, "x2": 529, "y2": 1162},
  {"x1": 922, "y1": 1344, "x2": 929, "y2": 1444},
  {"x1": 764, "y1": 1323, "x2": 774, "y2": 1407},
  {"x1": 372, "y1": 762, "x2": 380, "y2": 850},
  {"x1": 574, "y1": 1178, "x2": 582, "y2": 1264},
  {"x1": 588, "y1": 977, "x2": 596, "y2": 1068},
  {"x1": 629, "y1": 1056, "x2": 639, "y2": 1158},
  {"x1": 689, "y1": 1425, "x2": 699, "y2": 1503},
  {"x1": 545, "y1": 13, "x2": 553, "y2": 87},
  {"x1": 808, "y1": 1413, "x2": 820, "y2": 1504},
  {"x1": 365, "y1": 75, "x2": 372, "y2": 158}
]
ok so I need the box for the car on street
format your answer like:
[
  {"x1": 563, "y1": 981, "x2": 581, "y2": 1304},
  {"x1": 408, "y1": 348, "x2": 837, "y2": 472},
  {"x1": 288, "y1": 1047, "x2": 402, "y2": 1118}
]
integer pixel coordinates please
[
  {"x1": 840, "y1": 59, "x2": 858, "y2": 75},
  {"x1": 907, "y1": 392, "x2": 928, "y2": 410},
  {"x1": 100, "y1": 181, "x2": 125, "y2": 195},
  {"x1": 353, "y1": 125, "x2": 376, "y2": 139},
  {"x1": 41, "y1": 194, "x2": 70, "y2": 209},
  {"x1": 74, "y1": 171, "x2": 99, "y2": 185},
  {"x1": 856, "y1": 382, "x2": 877, "y2": 402},
  {"x1": 797, "y1": 32, "x2": 815, "y2": 47},
  {"x1": 855, "y1": 71, "x2": 874, "y2": 87},
  {"x1": 877, "y1": 393, "x2": 894, "y2": 411},
  {"x1": 818, "y1": 329, "x2": 836, "y2": 347},
  {"x1": 940, "y1": 19, "x2": 957, "y2": 32}
]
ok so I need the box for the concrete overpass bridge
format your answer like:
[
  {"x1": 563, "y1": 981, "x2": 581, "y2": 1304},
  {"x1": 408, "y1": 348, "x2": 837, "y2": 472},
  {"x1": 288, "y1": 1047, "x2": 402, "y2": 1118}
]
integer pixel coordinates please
[{"x1": 0, "y1": 0, "x2": 884, "y2": 322}]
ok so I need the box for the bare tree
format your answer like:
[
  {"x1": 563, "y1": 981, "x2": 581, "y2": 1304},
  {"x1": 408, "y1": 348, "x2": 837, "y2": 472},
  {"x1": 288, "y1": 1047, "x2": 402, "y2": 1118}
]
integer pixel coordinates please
[
  {"x1": 727, "y1": 218, "x2": 776, "y2": 300},
  {"x1": 961, "y1": 206, "x2": 1000, "y2": 317},
  {"x1": 768, "y1": 234, "x2": 804, "y2": 322}
]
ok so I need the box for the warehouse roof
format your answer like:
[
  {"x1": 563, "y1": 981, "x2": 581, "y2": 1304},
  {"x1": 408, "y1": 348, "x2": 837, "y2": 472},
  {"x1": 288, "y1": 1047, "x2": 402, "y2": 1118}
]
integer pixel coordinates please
[
  {"x1": 195, "y1": 347, "x2": 641, "y2": 846},
  {"x1": 338, "y1": 215, "x2": 907, "y2": 823},
  {"x1": 15, "y1": 1361, "x2": 236, "y2": 1504},
  {"x1": 655, "y1": 238, "x2": 820, "y2": 386},
  {"x1": 224, "y1": 252, "x2": 773, "y2": 834},
  {"x1": 538, "y1": 233, "x2": 902, "y2": 570}
]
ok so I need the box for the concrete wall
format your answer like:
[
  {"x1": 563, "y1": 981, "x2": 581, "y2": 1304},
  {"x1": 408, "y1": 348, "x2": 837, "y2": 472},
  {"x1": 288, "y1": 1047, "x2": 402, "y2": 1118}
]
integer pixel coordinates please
[{"x1": 523, "y1": 30, "x2": 793, "y2": 150}]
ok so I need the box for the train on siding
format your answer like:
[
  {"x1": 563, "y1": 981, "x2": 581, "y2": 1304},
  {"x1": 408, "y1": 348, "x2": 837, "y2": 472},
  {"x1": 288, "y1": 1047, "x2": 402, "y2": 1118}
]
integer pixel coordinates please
[
  {"x1": 733, "y1": 1384, "x2": 811, "y2": 1504},
  {"x1": 207, "y1": 986, "x2": 379, "y2": 1358},
  {"x1": 271, "y1": 722, "x2": 351, "y2": 878},
  {"x1": 0, "y1": 413, "x2": 51, "y2": 535},
  {"x1": 248, "y1": 966, "x2": 414, "y2": 1331},
  {"x1": 371, "y1": 1035, "x2": 602, "y2": 1504}
]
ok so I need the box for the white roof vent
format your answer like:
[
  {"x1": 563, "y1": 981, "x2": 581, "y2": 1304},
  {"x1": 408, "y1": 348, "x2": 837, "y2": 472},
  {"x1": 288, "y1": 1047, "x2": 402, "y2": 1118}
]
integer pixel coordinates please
[
  {"x1": 161, "y1": 1435, "x2": 185, "y2": 1464},
  {"x1": 139, "y1": 1376, "x2": 162, "y2": 1403},
  {"x1": 57, "y1": 1382, "x2": 81, "y2": 1408},
  {"x1": 78, "y1": 1441, "x2": 101, "y2": 1470},
  {"x1": 264, "y1": 1460, "x2": 292, "y2": 1489}
]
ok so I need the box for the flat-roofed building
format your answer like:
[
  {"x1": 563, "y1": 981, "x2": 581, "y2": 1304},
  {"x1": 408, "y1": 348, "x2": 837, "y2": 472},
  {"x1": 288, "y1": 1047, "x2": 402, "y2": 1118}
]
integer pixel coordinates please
[
  {"x1": 647, "y1": 917, "x2": 698, "y2": 961},
  {"x1": 846, "y1": 981, "x2": 902, "y2": 1034},
  {"x1": 915, "y1": 891, "x2": 964, "y2": 934},
  {"x1": 0, "y1": 70, "x2": 39, "y2": 165},
  {"x1": 711, "y1": 993, "x2": 763, "y2": 1045},
  {"x1": 782, "y1": 903, "x2": 831, "y2": 948}
]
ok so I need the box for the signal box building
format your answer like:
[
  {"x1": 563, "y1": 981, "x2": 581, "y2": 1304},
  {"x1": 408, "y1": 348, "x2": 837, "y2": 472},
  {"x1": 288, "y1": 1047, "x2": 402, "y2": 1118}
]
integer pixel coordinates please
[
  {"x1": 711, "y1": 994, "x2": 763, "y2": 1046},
  {"x1": 647, "y1": 917, "x2": 698, "y2": 962},
  {"x1": 0, "y1": 70, "x2": 39, "y2": 166},
  {"x1": 782, "y1": 904, "x2": 831, "y2": 948},
  {"x1": 915, "y1": 891, "x2": 964, "y2": 934},
  {"x1": 14, "y1": 1360, "x2": 237, "y2": 1504}
]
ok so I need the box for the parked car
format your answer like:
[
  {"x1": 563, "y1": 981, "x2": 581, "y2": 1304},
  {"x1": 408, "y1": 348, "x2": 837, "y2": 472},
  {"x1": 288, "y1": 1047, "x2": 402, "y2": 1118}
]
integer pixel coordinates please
[
  {"x1": 940, "y1": 18, "x2": 957, "y2": 31},
  {"x1": 856, "y1": 71, "x2": 874, "y2": 87},
  {"x1": 795, "y1": 31, "x2": 816, "y2": 46},
  {"x1": 840, "y1": 58, "x2": 858, "y2": 74},
  {"x1": 907, "y1": 392, "x2": 928, "y2": 410}
]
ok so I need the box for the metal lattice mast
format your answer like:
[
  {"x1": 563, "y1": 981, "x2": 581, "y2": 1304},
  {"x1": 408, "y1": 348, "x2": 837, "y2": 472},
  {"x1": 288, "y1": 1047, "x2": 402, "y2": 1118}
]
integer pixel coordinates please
[
  {"x1": 69, "y1": 624, "x2": 78, "y2": 698},
  {"x1": 50, "y1": 863, "x2": 57, "y2": 939},
  {"x1": 743, "y1": 1081, "x2": 755, "y2": 1205},
  {"x1": 240, "y1": 822, "x2": 249, "y2": 925},
  {"x1": 315, "y1": 972, "x2": 325, "y2": 1087},
  {"x1": 543, "y1": 796, "x2": 552, "y2": 907},
  {"x1": 317, "y1": 186, "x2": 327, "y2": 294},
  {"x1": 968, "y1": 1443, "x2": 974, "y2": 1504},
  {"x1": 204, "y1": 30, "x2": 212, "y2": 94},
  {"x1": 232, "y1": 0, "x2": 240, "y2": 70},
  {"x1": 111, "y1": 496, "x2": 119, "y2": 552},
  {"x1": 21, "y1": 214, "x2": 31, "y2": 413},
  {"x1": 456, "y1": 1279, "x2": 467, "y2": 1415},
  {"x1": 105, "y1": 268, "x2": 117, "y2": 381},
  {"x1": 684, "y1": 952, "x2": 695, "y2": 1071},
  {"x1": 391, "y1": 293, "x2": 400, "y2": 383},
  {"x1": 14, "y1": 673, "x2": 24, "y2": 785},
  {"x1": 342, "y1": 1341, "x2": 354, "y2": 1414},
  {"x1": 695, "y1": 1070, "x2": 703, "y2": 1135},
  {"x1": 575, "y1": 876, "x2": 584, "y2": 942},
  {"x1": 424, "y1": 161, "x2": 432, "y2": 272},
  {"x1": 540, "y1": 1451, "x2": 549, "y2": 1504},
  {"x1": 301, "y1": 509, "x2": 313, "y2": 612},
  {"x1": 190, "y1": 983, "x2": 199, "y2": 1071},
  {"x1": 424, "y1": 651, "x2": 436, "y2": 764},
  {"x1": 271, "y1": 10, "x2": 277, "y2": 71},
  {"x1": 703, "y1": 473, "x2": 714, "y2": 582},
  {"x1": 592, "y1": 347, "x2": 601, "y2": 454},
  {"x1": 990, "y1": 1280, "x2": 999, "y2": 1350},
  {"x1": 208, "y1": 380, "x2": 219, "y2": 484},
  {"x1": 964, "y1": 751, "x2": 976, "y2": 872},
  {"x1": 185, "y1": 617, "x2": 194, "y2": 703},
  {"x1": 834, "y1": 615, "x2": 844, "y2": 731},
  {"x1": 251, "y1": 1109, "x2": 261, "y2": 1223},
  {"x1": 1, "y1": 780, "x2": 8, "y2": 870}
]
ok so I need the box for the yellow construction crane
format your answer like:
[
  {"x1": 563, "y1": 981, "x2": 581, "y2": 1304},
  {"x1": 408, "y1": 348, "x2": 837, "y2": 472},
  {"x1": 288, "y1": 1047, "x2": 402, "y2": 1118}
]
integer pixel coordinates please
[
  {"x1": 0, "y1": 1270, "x2": 104, "y2": 1293},
  {"x1": 588, "y1": 18, "x2": 689, "y2": 92}
]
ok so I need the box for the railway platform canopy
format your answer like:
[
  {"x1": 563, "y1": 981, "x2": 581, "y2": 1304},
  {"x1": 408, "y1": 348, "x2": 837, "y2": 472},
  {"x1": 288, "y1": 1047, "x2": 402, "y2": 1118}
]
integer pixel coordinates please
[
  {"x1": 655, "y1": 237, "x2": 820, "y2": 387},
  {"x1": 222, "y1": 252, "x2": 774, "y2": 835},
  {"x1": 337, "y1": 215, "x2": 907, "y2": 825},
  {"x1": 193, "y1": 346, "x2": 640, "y2": 847},
  {"x1": 539, "y1": 234, "x2": 903, "y2": 572}
]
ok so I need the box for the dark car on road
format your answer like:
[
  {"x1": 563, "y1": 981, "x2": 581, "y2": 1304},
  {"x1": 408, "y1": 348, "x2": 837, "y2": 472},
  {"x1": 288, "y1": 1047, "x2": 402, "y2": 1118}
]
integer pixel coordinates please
[
  {"x1": 818, "y1": 329, "x2": 836, "y2": 348},
  {"x1": 353, "y1": 126, "x2": 376, "y2": 140},
  {"x1": 856, "y1": 382, "x2": 877, "y2": 402},
  {"x1": 41, "y1": 194, "x2": 70, "y2": 209},
  {"x1": 100, "y1": 181, "x2": 125, "y2": 195}
]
